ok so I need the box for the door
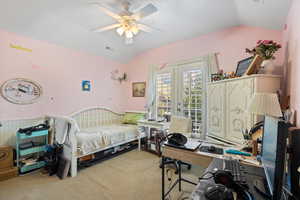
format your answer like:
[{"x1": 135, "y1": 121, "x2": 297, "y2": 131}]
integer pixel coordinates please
[
  {"x1": 154, "y1": 61, "x2": 206, "y2": 136},
  {"x1": 176, "y1": 64, "x2": 206, "y2": 135}
]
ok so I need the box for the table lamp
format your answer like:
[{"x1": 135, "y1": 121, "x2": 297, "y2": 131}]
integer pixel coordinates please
[
  {"x1": 246, "y1": 93, "x2": 282, "y2": 155},
  {"x1": 248, "y1": 93, "x2": 283, "y2": 118}
]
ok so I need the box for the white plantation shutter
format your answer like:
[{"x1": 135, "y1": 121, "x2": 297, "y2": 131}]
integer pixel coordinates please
[
  {"x1": 182, "y1": 69, "x2": 203, "y2": 133},
  {"x1": 156, "y1": 73, "x2": 172, "y2": 118}
]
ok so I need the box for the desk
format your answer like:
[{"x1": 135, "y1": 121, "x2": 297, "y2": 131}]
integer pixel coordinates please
[
  {"x1": 138, "y1": 120, "x2": 170, "y2": 154},
  {"x1": 161, "y1": 141, "x2": 260, "y2": 200},
  {"x1": 137, "y1": 120, "x2": 170, "y2": 131}
]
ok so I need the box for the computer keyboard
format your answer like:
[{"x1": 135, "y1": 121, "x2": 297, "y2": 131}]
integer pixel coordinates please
[{"x1": 224, "y1": 159, "x2": 246, "y2": 184}]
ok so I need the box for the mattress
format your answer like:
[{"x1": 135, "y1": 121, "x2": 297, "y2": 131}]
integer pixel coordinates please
[{"x1": 76, "y1": 124, "x2": 139, "y2": 155}]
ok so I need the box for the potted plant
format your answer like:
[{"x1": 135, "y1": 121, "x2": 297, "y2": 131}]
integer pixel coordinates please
[{"x1": 246, "y1": 40, "x2": 282, "y2": 74}]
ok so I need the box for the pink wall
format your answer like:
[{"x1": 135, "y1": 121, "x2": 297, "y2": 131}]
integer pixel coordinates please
[
  {"x1": 0, "y1": 29, "x2": 124, "y2": 120},
  {"x1": 0, "y1": 25, "x2": 284, "y2": 120},
  {"x1": 282, "y1": 0, "x2": 300, "y2": 126},
  {"x1": 122, "y1": 26, "x2": 283, "y2": 111}
]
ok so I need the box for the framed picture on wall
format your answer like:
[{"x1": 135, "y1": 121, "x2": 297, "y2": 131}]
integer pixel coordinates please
[
  {"x1": 82, "y1": 80, "x2": 91, "y2": 91},
  {"x1": 132, "y1": 82, "x2": 146, "y2": 97}
]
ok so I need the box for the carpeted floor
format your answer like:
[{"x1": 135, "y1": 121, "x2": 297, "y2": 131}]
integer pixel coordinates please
[{"x1": 0, "y1": 150, "x2": 205, "y2": 200}]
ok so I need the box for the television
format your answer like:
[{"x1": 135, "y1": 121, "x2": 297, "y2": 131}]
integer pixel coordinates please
[{"x1": 261, "y1": 116, "x2": 288, "y2": 200}]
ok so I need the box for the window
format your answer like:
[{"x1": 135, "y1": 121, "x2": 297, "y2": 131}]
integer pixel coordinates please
[
  {"x1": 153, "y1": 61, "x2": 206, "y2": 135},
  {"x1": 156, "y1": 73, "x2": 172, "y2": 118}
]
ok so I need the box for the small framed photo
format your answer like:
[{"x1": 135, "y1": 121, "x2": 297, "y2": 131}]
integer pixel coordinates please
[
  {"x1": 236, "y1": 55, "x2": 264, "y2": 77},
  {"x1": 245, "y1": 55, "x2": 264, "y2": 76},
  {"x1": 235, "y1": 57, "x2": 254, "y2": 77},
  {"x1": 132, "y1": 82, "x2": 146, "y2": 97}
]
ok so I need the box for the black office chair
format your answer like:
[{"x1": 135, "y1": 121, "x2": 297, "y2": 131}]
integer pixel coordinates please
[{"x1": 159, "y1": 116, "x2": 192, "y2": 174}]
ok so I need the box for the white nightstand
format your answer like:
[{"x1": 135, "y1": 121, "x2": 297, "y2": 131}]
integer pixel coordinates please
[{"x1": 137, "y1": 120, "x2": 170, "y2": 155}]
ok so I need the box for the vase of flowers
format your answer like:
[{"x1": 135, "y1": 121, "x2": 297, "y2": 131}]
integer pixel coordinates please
[
  {"x1": 260, "y1": 59, "x2": 274, "y2": 74},
  {"x1": 246, "y1": 40, "x2": 281, "y2": 74}
]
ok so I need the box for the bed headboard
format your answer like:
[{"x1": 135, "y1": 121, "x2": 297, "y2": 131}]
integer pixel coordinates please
[{"x1": 70, "y1": 107, "x2": 124, "y2": 129}]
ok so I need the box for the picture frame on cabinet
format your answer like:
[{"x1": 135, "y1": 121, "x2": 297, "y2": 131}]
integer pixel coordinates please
[
  {"x1": 235, "y1": 57, "x2": 254, "y2": 77},
  {"x1": 236, "y1": 55, "x2": 264, "y2": 77},
  {"x1": 245, "y1": 55, "x2": 264, "y2": 76}
]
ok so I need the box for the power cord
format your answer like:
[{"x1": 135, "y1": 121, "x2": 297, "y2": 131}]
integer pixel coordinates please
[
  {"x1": 198, "y1": 171, "x2": 215, "y2": 181},
  {"x1": 282, "y1": 191, "x2": 287, "y2": 200},
  {"x1": 282, "y1": 186, "x2": 299, "y2": 200}
]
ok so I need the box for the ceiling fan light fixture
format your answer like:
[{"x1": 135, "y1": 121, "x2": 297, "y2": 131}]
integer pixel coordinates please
[
  {"x1": 116, "y1": 27, "x2": 125, "y2": 36},
  {"x1": 93, "y1": 2, "x2": 158, "y2": 44},
  {"x1": 125, "y1": 30, "x2": 133, "y2": 38},
  {"x1": 131, "y1": 26, "x2": 139, "y2": 35}
]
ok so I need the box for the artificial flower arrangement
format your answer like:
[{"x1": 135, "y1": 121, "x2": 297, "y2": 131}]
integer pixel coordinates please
[
  {"x1": 211, "y1": 69, "x2": 236, "y2": 82},
  {"x1": 246, "y1": 40, "x2": 282, "y2": 60},
  {"x1": 211, "y1": 40, "x2": 282, "y2": 82}
]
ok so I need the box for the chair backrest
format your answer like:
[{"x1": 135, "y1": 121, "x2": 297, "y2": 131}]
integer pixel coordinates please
[{"x1": 169, "y1": 116, "x2": 192, "y2": 136}]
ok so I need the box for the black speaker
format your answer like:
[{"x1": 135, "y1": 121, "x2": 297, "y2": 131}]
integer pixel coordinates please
[{"x1": 288, "y1": 128, "x2": 300, "y2": 199}]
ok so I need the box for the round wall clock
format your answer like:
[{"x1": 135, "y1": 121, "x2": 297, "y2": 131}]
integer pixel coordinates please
[{"x1": 0, "y1": 78, "x2": 43, "y2": 104}]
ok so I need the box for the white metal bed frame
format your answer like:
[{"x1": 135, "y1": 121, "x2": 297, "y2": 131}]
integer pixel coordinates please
[{"x1": 49, "y1": 107, "x2": 145, "y2": 177}]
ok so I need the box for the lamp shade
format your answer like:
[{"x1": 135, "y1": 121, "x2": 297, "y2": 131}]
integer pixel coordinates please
[{"x1": 248, "y1": 93, "x2": 282, "y2": 117}]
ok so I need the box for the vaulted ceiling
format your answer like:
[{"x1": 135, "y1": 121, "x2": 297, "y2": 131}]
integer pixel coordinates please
[{"x1": 0, "y1": 0, "x2": 291, "y2": 63}]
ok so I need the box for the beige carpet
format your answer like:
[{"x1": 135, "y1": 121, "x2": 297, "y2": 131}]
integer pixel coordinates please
[{"x1": 0, "y1": 150, "x2": 205, "y2": 200}]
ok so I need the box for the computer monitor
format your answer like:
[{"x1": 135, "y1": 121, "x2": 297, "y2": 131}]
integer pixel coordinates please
[
  {"x1": 261, "y1": 116, "x2": 288, "y2": 200},
  {"x1": 286, "y1": 128, "x2": 300, "y2": 199}
]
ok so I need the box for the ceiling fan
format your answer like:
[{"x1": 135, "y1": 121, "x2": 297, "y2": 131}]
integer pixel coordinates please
[{"x1": 92, "y1": 1, "x2": 158, "y2": 44}]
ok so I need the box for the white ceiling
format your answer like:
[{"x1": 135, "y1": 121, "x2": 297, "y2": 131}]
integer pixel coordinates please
[{"x1": 0, "y1": 0, "x2": 291, "y2": 63}]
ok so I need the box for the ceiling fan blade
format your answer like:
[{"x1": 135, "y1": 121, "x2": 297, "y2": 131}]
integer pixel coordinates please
[
  {"x1": 91, "y1": 3, "x2": 122, "y2": 20},
  {"x1": 93, "y1": 24, "x2": 121, "y2": 32},
  {"x1": 132, "y1": 3, "x2": 158, "y2": 20},
  {"x1": 137, "y1": 24, "x2": 155, "y2": 33},
  {"x1": 100, "y1": 0, "x2": 128, "y2": 12}
]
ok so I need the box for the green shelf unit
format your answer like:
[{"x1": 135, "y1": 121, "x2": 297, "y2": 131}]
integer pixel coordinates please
[
  {"x1": 16, "y1": 129, "x2": 48, "y2": 173},
  {"x1": 18, "y1": 130, "x2": 48, "y2": 140},
  {"x1": 19, "y1": 145, "x2": 47, "y2": 156},
  {"x1": 20, "y1": 161, "x2": 46, "y2": 173}
]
